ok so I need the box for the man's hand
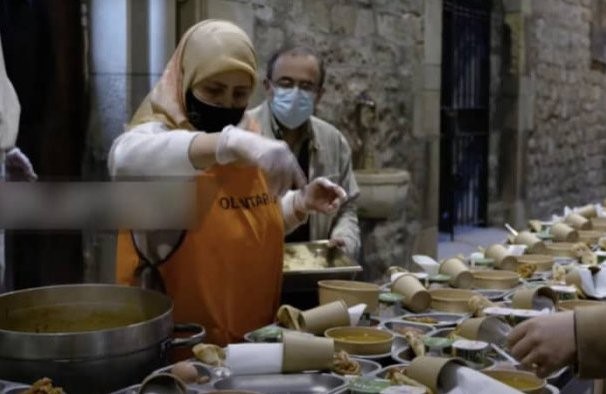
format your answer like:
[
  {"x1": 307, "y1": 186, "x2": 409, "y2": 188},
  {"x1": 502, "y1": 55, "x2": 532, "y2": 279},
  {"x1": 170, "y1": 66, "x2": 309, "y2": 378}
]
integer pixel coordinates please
[
  {"x1": 507, "y1": 311, "x2": 576, "y2": 378},
  {"x1": 215, "y1": 125, "x2": 306, "y2": 196}
]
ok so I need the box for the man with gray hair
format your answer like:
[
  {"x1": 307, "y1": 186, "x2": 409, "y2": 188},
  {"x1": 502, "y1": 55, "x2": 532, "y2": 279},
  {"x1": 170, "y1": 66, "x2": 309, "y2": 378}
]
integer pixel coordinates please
[{"x1": 248, "y1": 45, "x2": 360, "y2": 259}]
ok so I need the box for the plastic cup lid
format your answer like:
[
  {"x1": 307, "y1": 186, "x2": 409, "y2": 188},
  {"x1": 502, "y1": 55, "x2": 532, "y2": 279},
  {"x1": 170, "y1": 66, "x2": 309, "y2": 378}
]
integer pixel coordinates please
[{"x1": 380, "y1": 292, "x2": 404, "y2": 304}]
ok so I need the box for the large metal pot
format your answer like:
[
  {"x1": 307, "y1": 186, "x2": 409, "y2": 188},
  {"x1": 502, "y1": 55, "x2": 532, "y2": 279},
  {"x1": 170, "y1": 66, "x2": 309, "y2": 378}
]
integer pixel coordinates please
[{"x1": 0, "y1": 284, "x2": 204, "y2": 393}]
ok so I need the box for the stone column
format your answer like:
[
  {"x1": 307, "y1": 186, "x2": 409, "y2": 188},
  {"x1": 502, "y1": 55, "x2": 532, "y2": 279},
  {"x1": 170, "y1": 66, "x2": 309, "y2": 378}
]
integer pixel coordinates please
[
  {"x1": 411, "y1": 0, "x2": 443, "y2": 258},
  {"x1": 501, "y1": 0, "x2": 533, "y2": 228},
  {"x1": 84, "y1": 0, "x2": 176, "y2": 283}
]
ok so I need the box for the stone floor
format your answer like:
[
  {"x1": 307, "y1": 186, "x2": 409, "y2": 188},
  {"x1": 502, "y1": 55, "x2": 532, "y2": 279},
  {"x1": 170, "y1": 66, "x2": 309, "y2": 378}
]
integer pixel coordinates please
[{"x1": 437, "y1": 225, "x2": 510, "y2": 260}]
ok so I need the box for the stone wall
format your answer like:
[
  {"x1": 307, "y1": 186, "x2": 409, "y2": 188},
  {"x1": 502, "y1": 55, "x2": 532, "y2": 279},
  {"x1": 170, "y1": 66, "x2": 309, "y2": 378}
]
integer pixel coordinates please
[
  {"x1": 525, "y1": 0, "x2": 606, "y2": 219},
  {"x1": 238, "y1": 0, "x2": 427, "y2": 281}
]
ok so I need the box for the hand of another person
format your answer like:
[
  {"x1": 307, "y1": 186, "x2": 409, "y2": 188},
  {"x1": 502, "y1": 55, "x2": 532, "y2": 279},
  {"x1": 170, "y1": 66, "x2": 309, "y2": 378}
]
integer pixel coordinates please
[
  {"x1": 294, "y1": 177, "x2": 347, "y2": 214},
  {"x1": 215, "y1": 125, "x2": 306, "y2": 196},
  {"x1": 328, "y1": 237, "x2": 347, "y2": 250},
  {"x1": 5, "y1": 147, "x2": 38, "y2": 181},
  {"x1": 507, "y1": 311, "x2": 576, "y2": 378}
]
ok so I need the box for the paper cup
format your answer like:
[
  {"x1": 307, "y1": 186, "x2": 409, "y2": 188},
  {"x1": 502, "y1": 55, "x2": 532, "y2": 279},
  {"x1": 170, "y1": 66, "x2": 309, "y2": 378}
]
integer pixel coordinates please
[
  {"x1": 591, "y1": 217, "x2": 606, "y2": 231},
  {"x1": 513, "y1": 232, "x2": 546, "y2": 254},
  {"x1": 298, "y1": 300, "x2": 350, "y2": 335},
  {"x1": 318, "y1": 280, "x2": 380, "y2": 315},
  {"x1": 511, "y1": 286, "x2": 558, "y2": 310},
  {"x1": 281, "y1": 331, "x2": 334, "y2": 373},
  {"x1": 276, "y1": 305, "x2": 302, "y2": 330},
  {"x1": 440, "y1": 258, "x2": 473, "y2": 289},
  {"x1": 138, "y1": 373, "x2": 187, "y2": 394},
  {"x1": 485, "y1": 244, "x2": 518, "y2": 270},
  {"x1": 551, "y1": 222, "x2": 579, "y2": 242},
  {"x1": 405, "y1": 356, "x2": 465, "y2": 394},
  {"x1": 564, "y1": 213, "x2": 591, "y2": 230},
  {"x1": 456, "y1": 316, "x2": 510, "y2": 345},
  {"x1": 391, "y1": 274, "x2": 431, "y2": 313},
  {"x1": 577, "y1": 204, "x2": 597, "y2": 218}
]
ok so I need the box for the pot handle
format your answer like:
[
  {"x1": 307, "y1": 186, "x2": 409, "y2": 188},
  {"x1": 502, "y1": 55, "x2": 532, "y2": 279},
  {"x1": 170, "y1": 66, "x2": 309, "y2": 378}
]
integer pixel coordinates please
[{"x1": 169, "y1": 323, "x2": 206, "y2": 348}]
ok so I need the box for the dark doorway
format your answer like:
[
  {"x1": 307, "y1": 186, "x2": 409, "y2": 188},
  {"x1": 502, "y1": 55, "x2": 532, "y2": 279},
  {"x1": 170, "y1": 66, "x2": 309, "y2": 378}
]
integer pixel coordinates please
[{"x1": 439, "y1": 0, "x2": 491, "y2": 239}]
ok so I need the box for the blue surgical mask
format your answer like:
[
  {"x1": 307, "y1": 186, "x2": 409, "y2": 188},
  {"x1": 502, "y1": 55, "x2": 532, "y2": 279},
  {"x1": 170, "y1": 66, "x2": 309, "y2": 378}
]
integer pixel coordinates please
[{"x1": 270, "y1": 87, "x2": 315, "y2": 130}]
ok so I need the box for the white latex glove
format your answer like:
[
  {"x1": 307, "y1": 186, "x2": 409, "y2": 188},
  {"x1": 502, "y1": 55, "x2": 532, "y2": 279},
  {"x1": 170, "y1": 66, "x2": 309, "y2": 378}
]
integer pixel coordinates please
[
  {"x1": 507, "y1": 311, "x2": 576, "y2": 378},
  {"x1": 216, "y1": 125, "x2": 305, "y2": 196},
  {"x1": 294, "y1": 177, "x2": 347, "y2": 214},
  {"x1": 5, "y1": 147, "x2": 37, "y2": 181}
]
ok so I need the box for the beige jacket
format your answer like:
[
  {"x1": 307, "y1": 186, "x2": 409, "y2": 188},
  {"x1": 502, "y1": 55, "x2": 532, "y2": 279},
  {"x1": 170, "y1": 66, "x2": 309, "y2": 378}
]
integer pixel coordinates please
[
  {"x1": 576, "y1": 305, "x2": 606, "y2": 378},
  {"x1": 247, "y1": 101, "x2": 361, "y2": 258}
]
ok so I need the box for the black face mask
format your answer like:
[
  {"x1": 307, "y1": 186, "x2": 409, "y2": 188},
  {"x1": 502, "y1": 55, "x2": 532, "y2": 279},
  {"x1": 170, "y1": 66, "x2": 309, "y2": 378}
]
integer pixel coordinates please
[{"x1": 185, "y1": 90, "x2": 246, "y2": 133}]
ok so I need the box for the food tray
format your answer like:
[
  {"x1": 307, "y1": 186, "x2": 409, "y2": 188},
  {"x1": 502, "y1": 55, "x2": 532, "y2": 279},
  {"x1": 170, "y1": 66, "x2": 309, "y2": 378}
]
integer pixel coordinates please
[
  {"x1": 212, "y1": 373, "x2": 346, "y2": 393},
  {"x1": 282, "y1": 241, "x2": 362, "y2": 292},
  {"x1": 331, "y1": 357, "x2": 382, "y2": 379},
  {"x1": 399, "y1": 312, "x2": 467, "y2": 328},
  {"x1": 0, "y1": 380, "x2": 30, "y2": 394},
  {"x1": 379, "y1": 320, "x2": 436, "y2": 338}
]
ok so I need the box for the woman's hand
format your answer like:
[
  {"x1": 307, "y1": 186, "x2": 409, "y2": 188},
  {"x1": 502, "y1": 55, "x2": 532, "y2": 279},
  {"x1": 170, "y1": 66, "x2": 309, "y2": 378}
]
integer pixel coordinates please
[
  {"x1": 294, "y1": 177, "x2": 347, "y2": 215},
  {"x1": 215, "y1": 125, "x2": 306, "y2": 196},
  {"x1": 5, "y1": 147, "x2": 37, "y2": 181},
  {"x1": 507, "y1": 311, "x2": 576, "y2": 378}
]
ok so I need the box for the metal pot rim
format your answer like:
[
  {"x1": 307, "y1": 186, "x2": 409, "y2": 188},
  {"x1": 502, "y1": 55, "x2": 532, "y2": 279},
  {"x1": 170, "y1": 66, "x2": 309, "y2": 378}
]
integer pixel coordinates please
[{"x1": 0, "y1": 284, "x2": 174, "y2": 359}]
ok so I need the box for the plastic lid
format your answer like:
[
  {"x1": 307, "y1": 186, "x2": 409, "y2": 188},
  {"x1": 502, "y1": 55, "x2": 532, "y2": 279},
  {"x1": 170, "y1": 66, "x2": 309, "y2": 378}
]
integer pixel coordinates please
[
  {"x1": 428, "y1": 274, "x2": 450, "y2": 283},
  {"x1": 349, "y1": 378, "x2": 391, "y2": 394},
  {"x1": 379, "y1": 292, "x2": 404, "y2": 304}
]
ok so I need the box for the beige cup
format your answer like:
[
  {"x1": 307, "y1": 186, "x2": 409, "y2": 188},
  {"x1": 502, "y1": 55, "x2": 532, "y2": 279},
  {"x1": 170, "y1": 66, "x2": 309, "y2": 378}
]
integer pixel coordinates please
[
  {"x1": 440, "y1": 258, "x2": 473, "y2": 288},
  {"x1": 457, "y1": 316, "x2": 509, "y2": 344},
  {"x1": 514, "y1": 231, "x2": 546, "y2": 254},
  {"x1": 391, "y1": 274, "x2": 431, "y2": 313},
  {"x1": 564, "y1": 213, "x2": 591, "y2": 230},
  {"x1": 484, "y1": 244, "x2": 517, "y2": 270},
  {"x1": 298, "y1": 300, "x2": 350, "y2": 335},
  {"x1": 138, "y1": 373, "x2": 187, "y2": 394},
  {"x1": 406, "y1": 356, "x2": 466, "y2": 394},
  {"x1": 276, "y1": 305, "x2": 302, "y2": 330},
  {"x1": 551, "y1": 222, "x2": 579, "y2": 242},
  {"x1": 281, "y1": 331, "x2": 334, "y2": 373},
  {"x1": 577, "y1": 205, "x2": 597, "y2": 219},
  {"x1": 511, "y1": 286, "x2": 558, "y2": 310}
]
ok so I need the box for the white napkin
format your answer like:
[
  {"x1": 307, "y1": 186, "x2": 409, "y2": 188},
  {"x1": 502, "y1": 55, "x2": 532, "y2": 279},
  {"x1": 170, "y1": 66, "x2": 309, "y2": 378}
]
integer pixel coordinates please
[
  {"x1": 412, "y1": 255, "x2": 440, "y2": 276},
  {"x1": 597, "y1": 204, "x2": 606, "y2": 218},
  {"x1": 506, "y1": 244, "x2": 527, "y2": 256},
  {"x1": 551, "y1": 213, "x2": 564, "y2": 223},
  {"x1": 442, "y1": 364, "x2": 521, "y2": 394},
  {"x1": 574, "y1": 266, "x2": 606, "y2": 299},
  {"x1": 348, "y1": 303, "x2": 367, "y2": 326},
  {"x1": 225, "y1": 343, "x2": 283, "y2": 375}
]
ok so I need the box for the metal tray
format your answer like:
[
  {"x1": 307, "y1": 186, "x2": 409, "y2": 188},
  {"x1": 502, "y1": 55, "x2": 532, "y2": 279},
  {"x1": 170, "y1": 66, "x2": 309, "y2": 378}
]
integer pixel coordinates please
[
  {"x1": 282, "y1": 241, "x2": 362, "y2": 291},
  {"x1": 379, "y1": 320, "x2": 436, "y2": 338},
  {"x1": 213, "y1": 373, "x2": 346, "y2": 393},
  {"x1": 0, "y1": 379, "x2": 31, "y2": 394},
  {"x1": 399, "y1": 312, "x2": 467, "y2": 328},
  {"x1": 331, "y1": 357, "x2": 382, "y2": 379},
  {"x1": 152, "y1": 362, "x2": 214, "y2": 386}
]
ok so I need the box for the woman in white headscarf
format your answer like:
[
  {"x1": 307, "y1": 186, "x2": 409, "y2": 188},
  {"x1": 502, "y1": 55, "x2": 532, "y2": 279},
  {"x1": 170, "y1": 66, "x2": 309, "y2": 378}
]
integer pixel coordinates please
[{"x1": 109, "y1": 20, "x2": 345, "y2": 345}]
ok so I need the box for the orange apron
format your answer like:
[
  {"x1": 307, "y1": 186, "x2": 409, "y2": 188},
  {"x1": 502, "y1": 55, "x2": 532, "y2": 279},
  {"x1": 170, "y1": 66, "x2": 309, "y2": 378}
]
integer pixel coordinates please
[{"x1": 116, "y1": 165, "x2": 284, "y2": 346}]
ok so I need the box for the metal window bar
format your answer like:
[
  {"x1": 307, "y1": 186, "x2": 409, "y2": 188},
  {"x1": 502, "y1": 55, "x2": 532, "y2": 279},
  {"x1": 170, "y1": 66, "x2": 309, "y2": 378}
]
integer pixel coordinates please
[{"x1": 439, "y1": 0, "x2": 491, "y2": 239}]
